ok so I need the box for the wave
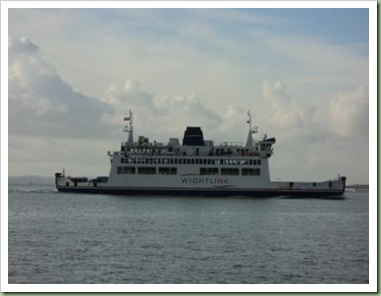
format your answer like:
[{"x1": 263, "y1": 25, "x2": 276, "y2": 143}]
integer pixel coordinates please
[{"x1": 8, "y1": 185, "x2": 57, "y2": 194}]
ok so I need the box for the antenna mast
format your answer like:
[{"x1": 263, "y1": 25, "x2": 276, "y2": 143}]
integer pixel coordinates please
[
  {"x1": 245, "y1": 110, "x2": 258, "y2": 147},
  {"x1": 123, "y1": 110, "x2": 134, "y2": 146}
]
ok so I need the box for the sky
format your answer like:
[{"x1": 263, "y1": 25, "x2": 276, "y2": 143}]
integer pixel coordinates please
[{"x1": 4, "y1": 2, "x2": 374, "y2": 184}]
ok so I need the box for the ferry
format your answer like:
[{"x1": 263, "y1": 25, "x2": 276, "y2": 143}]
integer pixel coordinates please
[{"x1": 55, "y1": 111, "x2": 346, "y2": 198}]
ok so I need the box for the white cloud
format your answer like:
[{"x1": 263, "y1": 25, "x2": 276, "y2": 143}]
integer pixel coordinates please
[
  {"x1": 8, "y1": 9, "x2": 369, "y2": 111},
  {"x1": 102, "y1": 78, "x2": 154, "y2": 109},
  {"x1": 259, "y1": 80, "x2": 369, "y2": 183},
  {"x1": 262, "y1": 80, "x2": 319, "y2": 142},
  {"x1": 329, "y1": 85, "x2": 369, "y2": 138},
  {"x1": 8, "y1": 36, "x2": 112, "y2": 138},
  {"x1": 100, "y1": 77, "x2": 224, "y2": 143},
  {"x1": 9, "y1": 36, "x2": 40, "y2": 56},
  {"x1": 8, "y1": 36, "x2": 226, "y2": 142},
  {"x1": 263, "y1": 80, "x2": 303, "y2": 128}
]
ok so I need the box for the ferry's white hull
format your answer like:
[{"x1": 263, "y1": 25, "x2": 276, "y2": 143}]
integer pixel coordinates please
[{"x1": 55, "y1": 174, "x2": 346, "y2": 198}]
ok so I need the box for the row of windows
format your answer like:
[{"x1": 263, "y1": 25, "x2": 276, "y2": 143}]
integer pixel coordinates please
[
  {"x1": 202, "y1": 168, "x2": 260, "y2": 176},
  {"x1": 121, "y1": 157, "x2": 261, "y2": 166},
  {"x1": 117, "y1": 167, "x2": 177, "y2": 175},
  {"x1": 117, "y1": 167, "x2": 261, "y2": 176}
]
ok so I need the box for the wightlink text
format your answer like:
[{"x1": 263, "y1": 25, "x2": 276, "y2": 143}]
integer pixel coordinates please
[{"x1": 181, "y1": 177, "x2": 229, "y2": 185}]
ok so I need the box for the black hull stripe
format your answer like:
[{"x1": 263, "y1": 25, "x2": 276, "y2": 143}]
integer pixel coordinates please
[{"x1": 56, "y1": 186, "x2": 345, "y2": 198}]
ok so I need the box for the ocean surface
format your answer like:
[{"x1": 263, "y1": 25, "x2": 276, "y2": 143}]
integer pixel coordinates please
[{"x1": 8, "y1": 184, "x2": 369, "y2": 285}]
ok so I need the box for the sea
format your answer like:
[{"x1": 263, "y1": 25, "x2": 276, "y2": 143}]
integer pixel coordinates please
[{"x1": 8, "y1": 184, "x2": 369, "y2": 286}]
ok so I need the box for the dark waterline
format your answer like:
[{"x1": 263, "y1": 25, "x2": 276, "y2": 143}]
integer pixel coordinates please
[{"x1": 8, "y1": 184, "x2": 369, "y2": 284}]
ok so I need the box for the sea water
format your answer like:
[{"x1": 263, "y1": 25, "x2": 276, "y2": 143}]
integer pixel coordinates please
[{"x1": 8, "y1": 184, "x2": 369, "y2": 284}]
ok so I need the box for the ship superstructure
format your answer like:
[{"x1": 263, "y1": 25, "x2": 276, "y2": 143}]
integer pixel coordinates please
[{"x1": 55, "y1": 111, "x2": 346, "y2": 197}]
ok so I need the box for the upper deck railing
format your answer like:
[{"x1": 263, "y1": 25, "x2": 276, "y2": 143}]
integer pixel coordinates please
[{"x1": 219, "y1": 141, "x2": 243, "y2": 147}]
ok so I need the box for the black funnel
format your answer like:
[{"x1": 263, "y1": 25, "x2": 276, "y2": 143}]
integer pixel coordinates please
[{"x1": 182, "y1": 127, "x2": 205, "y2": 146}]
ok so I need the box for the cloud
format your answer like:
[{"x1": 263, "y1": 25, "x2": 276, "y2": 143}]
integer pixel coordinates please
[
  {"x1": 329, "y1": 85, "x2": 369, "y2": 138},
  {"x1": 263, "y1": 80, "x2": 303, "y2": 128},
  {"x1": 100, "y1": 77, "x2": 223, "y2": 142},
  {"x1": 259, "y1": 80, "x2": 369, "y2": 183},
  {"x1": 102, "y1": 78, "x2": 154, "y2": 110},
  {"x1": 8, "y1": 37, "x2": 225, "y2": 142},
  {"x1": 8, "y1": 36, "x2": 112, "y2": 138},
  {"x1": 9, "y1": 36, "x2": 40, "y2": 56},
  {"x1": 262, "y1": 80, "x2": 318, "y2": 141},
  {"x1": 100, "y1": 78, "x2": 155, "y2": 127},
  {"x1": 6, "y1": 35, "x2": 227, "y2": 177},
  {"x1": 262, "y1": 80, "x2": 369, "y2": 143}
]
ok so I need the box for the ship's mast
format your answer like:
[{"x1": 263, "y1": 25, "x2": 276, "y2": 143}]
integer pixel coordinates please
[
  {"x1": 245, "y1": 110, "x2": 258, "y2": 147},
  {"x1": 123, "y1": 110, "x2": 134, "y2": 146}
]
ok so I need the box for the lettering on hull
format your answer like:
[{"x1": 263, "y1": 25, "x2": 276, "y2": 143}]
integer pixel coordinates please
[{"x1": 181, "y1": 177, "x2": 229, "y2": 186}]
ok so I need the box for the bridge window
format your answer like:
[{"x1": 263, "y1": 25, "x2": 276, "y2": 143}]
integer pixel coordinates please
[
  {"x1": 242, "y1": 168, "x2": 260, "y2": 176},
  {"x1": 158, "y1": 167, "x2": 177, "y2": 175},
  {"x1": 200, "y1": 168, "x2": 219, "y2": 175},
  {"x1": 117, "y1": 167, "x2": 136, "y2": 174},
  {"x1": 138, "y1": 167, "x2": 156, "y2": 174},
  {"x1": 221, "y1": 168, "x2": 239, "y2": 175}
]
